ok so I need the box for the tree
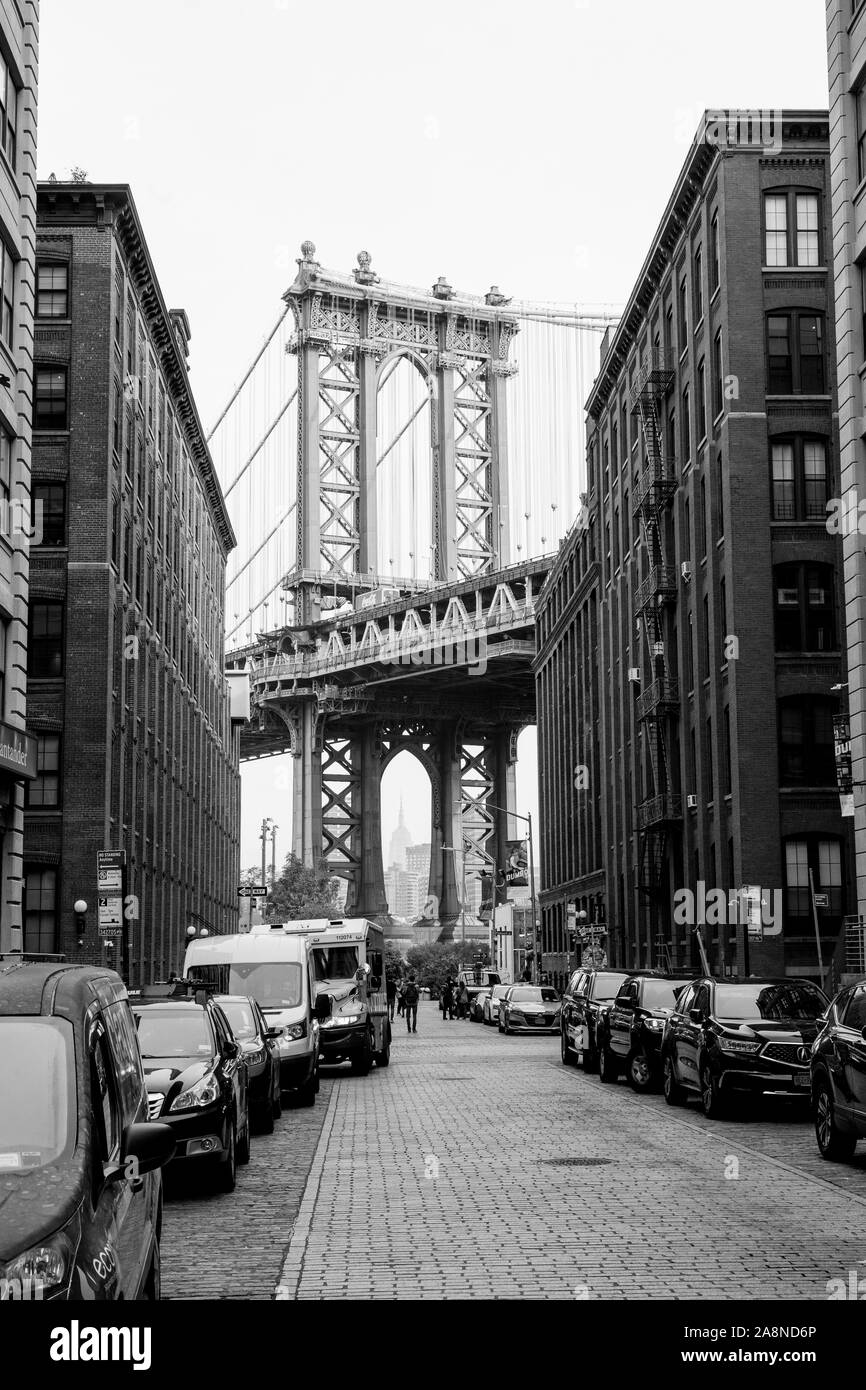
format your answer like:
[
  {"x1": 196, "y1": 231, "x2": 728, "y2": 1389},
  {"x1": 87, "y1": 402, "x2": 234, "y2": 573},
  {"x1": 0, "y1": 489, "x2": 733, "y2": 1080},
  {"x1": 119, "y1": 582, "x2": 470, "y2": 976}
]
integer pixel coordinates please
[
  {"x1": 264, "y1": 853, "x2": 341, "y2": 921},
  {"x1": 385, "y1": 944, "x2": 405, "y2": 980},
  {"x1": 405, "y1": 941, "x2": 490, "y2": 992}
]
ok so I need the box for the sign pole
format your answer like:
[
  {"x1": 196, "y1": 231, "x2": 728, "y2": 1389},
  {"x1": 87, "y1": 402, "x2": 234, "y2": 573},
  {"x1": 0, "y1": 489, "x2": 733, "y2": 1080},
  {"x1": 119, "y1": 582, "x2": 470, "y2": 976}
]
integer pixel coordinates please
[{"x1": 808, "y1": 867, "x2": 826, "y2": 993}]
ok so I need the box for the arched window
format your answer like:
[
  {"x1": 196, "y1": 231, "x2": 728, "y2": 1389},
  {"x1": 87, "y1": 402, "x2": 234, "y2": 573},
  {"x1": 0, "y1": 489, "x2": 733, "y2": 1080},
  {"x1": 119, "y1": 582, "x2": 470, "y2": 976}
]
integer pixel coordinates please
[
  {"x1": 777, "y1": 695, "x2": 836, "y2": 786},
  {"x1": 773, "y1": 562, "x2": 836, "y2": 652}
]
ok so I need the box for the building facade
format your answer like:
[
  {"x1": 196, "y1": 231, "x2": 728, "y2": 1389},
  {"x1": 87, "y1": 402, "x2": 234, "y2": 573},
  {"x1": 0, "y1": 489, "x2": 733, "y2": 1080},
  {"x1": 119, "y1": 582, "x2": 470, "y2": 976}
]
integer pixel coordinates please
[
  {"x1": 826, "y1": 2, "x2": 866, "y2": 976},
  {"x1": 0, "y1": 3, "x2": 38, "y2": 954},
  {"x1": 25, "y1": 182, "x2": 241, "y2": 981},
  {"x1": 538, "y1": 110, "x2": 854, "y2": 985}
]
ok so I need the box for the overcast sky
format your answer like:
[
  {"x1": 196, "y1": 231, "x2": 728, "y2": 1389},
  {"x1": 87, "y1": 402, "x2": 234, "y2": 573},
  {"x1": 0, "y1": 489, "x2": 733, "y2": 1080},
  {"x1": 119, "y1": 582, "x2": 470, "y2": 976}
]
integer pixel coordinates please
[{"x1": 37, "y1": 0, "x2": 830, "y2": 879}]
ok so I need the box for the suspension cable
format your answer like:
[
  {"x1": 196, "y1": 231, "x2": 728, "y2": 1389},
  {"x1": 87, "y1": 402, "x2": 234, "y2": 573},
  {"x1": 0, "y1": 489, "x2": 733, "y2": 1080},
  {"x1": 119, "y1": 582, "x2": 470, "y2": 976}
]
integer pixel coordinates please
[
  {"x1": 227, "y1": 502, "x2": 297, "y2": 589},
  {"x1": 224, "y1": 390, "x2": 297, "y2": 499},
  {"x1": 205, "y1": 305, "x2": 291, "y2": 442}
]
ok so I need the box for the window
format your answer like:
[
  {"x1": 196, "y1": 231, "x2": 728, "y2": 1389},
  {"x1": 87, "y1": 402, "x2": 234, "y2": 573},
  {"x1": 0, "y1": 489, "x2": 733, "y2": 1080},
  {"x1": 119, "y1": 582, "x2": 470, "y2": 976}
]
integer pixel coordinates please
[
  {"x1": 33, "y1": 483, "x2": 65, "y2": 546},
  {"x1": 28, "y1": 602, "x2": 64, "y2": 677},
  {"x1": 719, "y1": 576, "x2": 727, "y2": 655},
  {"x1": 778, "y1": 696, "x2": 836, "y2": 786},
  {"x1": 764, "y1": 191, "x2": 821, "y2": 267},
  {"x1": 723, "y1": 707, "x2": 732, "y2": 794},
  {"x1": 710, "y1": 212, "x2": 720, "y2": 292},
  {"x1": 23, "y1": 868, "x2": 57, "y2": 953},
  {"x1": 702, "y1": 592, "x2": 710, "y2": 677},
  {"x1": 785, "y1": 837, "x2": 843, "y2": 918},
  {"x1": 678, "y1": 275, "x2": 688, "y2": 347},
  {"x1": 137, "y1": 438, "x2": 145, "y2": 506},
  {"x1": 770, "y1": 438, "x2": 828, "y2": 521},
  {"x1": 683, "y1": 496, "x2": 691, "y2": 558},
  {"x1": 693, "y1": 246, "x2": 703, "y2": 325},
  {"x1": 112, "y1": 379, "x2": 121, "y2": 456},
  {"x1": 90, "y1": 1030, "x2": 120, "y2": 1162},
  {"x1": 774, "y1": 562, "x2": 836, "y2": 652},
  {"x1": 126, "y1": 301, "x2": 135, "y2": 375},
  {"x1": 0, "y1": 54, "x2": 17, "y2": 168},
  {"x1": 767, "y1": 312, "x2": 825, "y2": 394},
  {"x1": 135, "y1": 542, "x2": 143, "y2": 605},
  {"x1": 681, "y1": 386, "x2": 691, "y2": 463},
  {"x1": 27, "y1": 734, "x2": 61, "y2": 807},
  {"x1": 0, "y1": 428, "x2": 9, "y2": 507},
  {"x1": 843, "y1": 987, "x2": 866, "y2": 1031},
  {"x1": 36, "y1": 263, "x2": 68, "y2": 319},
  {"x1": 34, "y1": 368, "x2": 68, "y2": 430},
  {"x1": 705, "y1": 716, "x2": 714, "y2": 801},
  {"x1": 697, "y1": 359, "x2": 707, "y2": 440},
  {"x1": 698, "y1": 476, "x2": 707, "y2": 556},
  {"x1": 712, "y1": 330, "x2": 723, "y2": 420},
  {"x1": 123, "y1": 519, "x2": 132, "y2": 587},
  {"x1": 858, "y1": 86, "x2": 866, "y2": 183},
  {"x1": 111, "y1": 497, "x2": 119, "y2": 566},
  {"x1": 664, "y1": 302, "x2": 673, "y2": 360}
]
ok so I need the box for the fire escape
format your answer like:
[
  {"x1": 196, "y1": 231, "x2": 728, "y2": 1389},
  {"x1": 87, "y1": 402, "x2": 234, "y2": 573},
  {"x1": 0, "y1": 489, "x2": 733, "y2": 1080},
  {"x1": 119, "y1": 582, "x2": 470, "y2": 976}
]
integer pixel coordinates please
[{"x1": 630, "y1": 349, "x2": 681, "y2": 916}]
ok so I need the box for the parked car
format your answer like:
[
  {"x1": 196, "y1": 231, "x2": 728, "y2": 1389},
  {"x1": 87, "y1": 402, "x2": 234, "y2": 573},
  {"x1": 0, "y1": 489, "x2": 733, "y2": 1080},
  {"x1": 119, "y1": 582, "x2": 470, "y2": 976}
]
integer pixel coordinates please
[
  {"x1": 499, "y1": 985, "x2": 561, "y2": 1034},
  {"x1": 661, "y1": 976, "x2": 829, "y2": 1119},
  {"x1": 215, "y1": 994, "x2": 282, "y2": 1134},
  {"x1": 130, "y1": 984, "x2": 250, "y2": 1192},
  {"x1": 483, "y1": 984, "x2": 512, "y2": 1026},
  {"x1": 0, "y1": 961, "x2": 174, "y2": 1300},
  {"x1": 811, "y1": 977, "x2": 866, "y2": 1162},
  {"x1": 598, "y1": 974, "x2": 694, "y2": 1090},
  {"x1": 469, "y1": 988, "x2": 491, "y2": 1022},
  {"x1": 560, "y1": 968, "x2": 630, "y2": 1071}
]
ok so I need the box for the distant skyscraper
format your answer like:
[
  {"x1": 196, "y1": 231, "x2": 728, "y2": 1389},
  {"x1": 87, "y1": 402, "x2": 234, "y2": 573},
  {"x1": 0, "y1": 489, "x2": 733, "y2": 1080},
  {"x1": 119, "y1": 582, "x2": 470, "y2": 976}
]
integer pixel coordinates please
[{"x1": 387, "y1": 798, "x2": 412, "y2": 870}]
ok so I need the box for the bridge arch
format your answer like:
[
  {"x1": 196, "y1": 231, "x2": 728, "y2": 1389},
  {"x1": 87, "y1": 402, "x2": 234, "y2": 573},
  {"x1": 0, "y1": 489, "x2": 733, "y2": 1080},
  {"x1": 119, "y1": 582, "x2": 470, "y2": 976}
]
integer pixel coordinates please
[{"x1": 375, "y1": 351, "x2": 436, "y2": 584}]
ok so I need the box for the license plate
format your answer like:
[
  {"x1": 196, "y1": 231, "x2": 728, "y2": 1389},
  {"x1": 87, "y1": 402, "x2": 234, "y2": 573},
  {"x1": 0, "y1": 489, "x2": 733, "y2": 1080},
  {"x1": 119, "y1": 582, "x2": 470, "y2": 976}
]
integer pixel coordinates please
[{"x1": 793, "y1": 1073, "x2": 811, "y2": 1088}]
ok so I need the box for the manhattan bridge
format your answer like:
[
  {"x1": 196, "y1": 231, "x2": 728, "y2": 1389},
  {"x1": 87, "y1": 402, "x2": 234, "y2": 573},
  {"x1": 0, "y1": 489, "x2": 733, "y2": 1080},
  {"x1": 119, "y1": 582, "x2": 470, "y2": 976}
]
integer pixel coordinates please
[{"x1": 212, "y1": 243, "x2": 618, "y2": 936}]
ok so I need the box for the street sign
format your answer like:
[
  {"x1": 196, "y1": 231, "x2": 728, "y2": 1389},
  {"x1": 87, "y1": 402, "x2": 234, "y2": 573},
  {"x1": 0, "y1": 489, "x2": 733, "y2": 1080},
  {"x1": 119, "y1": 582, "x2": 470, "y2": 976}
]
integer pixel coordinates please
[
  {"x1": 97, "y1": 850, "x2": 126, "y2": 940},
  {"x1": 238, "y1": 885, "x2": 268, "y2": 898},
  {"x1": 813, "y1": 892, "x2": 829, "y2": 909}
]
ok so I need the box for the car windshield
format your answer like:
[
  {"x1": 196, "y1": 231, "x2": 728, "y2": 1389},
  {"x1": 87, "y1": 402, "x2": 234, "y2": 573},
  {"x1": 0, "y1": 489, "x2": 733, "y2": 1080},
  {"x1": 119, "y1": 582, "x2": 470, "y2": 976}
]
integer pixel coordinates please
[
  {"x1": 510, "y1": 987, "x2": 558, "y2": 1003},
  {"x1": 312, "y1": 946, "x2": 360, "y2": 983},
  {"x1": 228, "y1": 963, "x2": 303, "y2": 1010},
  {"x1": 591, "y1": 973, "x2": 629, "y2": 1000},
  {"x1": 641, "y1": 980, "x2": 690, "y2": 1010},
  {"x1": 714, "y1": 982, "x2": 828, "y2": 1021},
  {"x1": 217, "y1": 999, "x2": 258, "y2": 1040},
  {"x1": 134, "y1": 1007, "x2": 216, "y2": 1059},
  {"x1": 493, "y1": 985, "x2": 510, "y2": 999},
  {"x1": 0, "y1": 1019, "x2": 75, "y2": 1170}
]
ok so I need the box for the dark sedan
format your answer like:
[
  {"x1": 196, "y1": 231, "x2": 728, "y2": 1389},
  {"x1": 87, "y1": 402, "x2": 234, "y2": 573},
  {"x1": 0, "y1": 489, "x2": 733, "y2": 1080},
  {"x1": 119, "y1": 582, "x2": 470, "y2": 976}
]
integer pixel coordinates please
[
  {"x1": 560, "y1": 968, "x2": 630, "y2": 1071},
  {"x1": 130, "y1": 988, "x2": 250, "y2": 1192},
  {"x1": 661, "y1": 977, "x2": 829, "y2": 1119},
  {"x1": 216, "y1": 994, "x2": 282, "y2": 1133},
  {"x1": 811, "y1": 978, "x2": 866, "y2": 1162}
]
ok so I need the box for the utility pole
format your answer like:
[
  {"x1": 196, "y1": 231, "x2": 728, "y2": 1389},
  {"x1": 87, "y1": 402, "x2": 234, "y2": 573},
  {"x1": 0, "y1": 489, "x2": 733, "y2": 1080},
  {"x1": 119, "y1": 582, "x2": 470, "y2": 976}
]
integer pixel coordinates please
[
  {"x1": 260, "y1": 817, "x2": 272, "y2": 887},
  {"x1": 271, "y1": 823, "x2": 278, "y2": 886}
]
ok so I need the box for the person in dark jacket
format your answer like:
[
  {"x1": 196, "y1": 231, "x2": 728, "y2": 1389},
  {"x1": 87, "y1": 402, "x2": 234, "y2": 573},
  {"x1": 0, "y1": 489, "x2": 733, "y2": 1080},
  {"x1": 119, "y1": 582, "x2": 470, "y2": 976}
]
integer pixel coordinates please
[
  {"x1": 442, "y1": 976, "x2": 455, "y2": 1020},
  {"x1": 403, "y1": 975, "x2": 420, "y2": 1033},
  {"x1": 386, "y1": 975, "x2": 397, "y2": 1020}
]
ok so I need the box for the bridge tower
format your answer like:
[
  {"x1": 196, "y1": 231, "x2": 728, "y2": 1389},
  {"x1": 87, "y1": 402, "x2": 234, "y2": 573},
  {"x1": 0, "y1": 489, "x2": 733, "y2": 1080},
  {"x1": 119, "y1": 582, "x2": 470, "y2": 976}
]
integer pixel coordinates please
[{"x1": 280, "y1": 244, "x2": 523, "y2": 937}]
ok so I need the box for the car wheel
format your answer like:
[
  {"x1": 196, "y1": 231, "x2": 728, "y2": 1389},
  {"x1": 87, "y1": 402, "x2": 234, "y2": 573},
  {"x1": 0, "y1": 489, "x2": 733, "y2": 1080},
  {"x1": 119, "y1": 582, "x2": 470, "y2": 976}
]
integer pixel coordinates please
[
  {"x1": 598, "y1": 1041, "x2": 618, "y2": 1083},
  {"x1": 498, "y1": 1016, "x2": 504, "y2": 1033},
  {"x1": 376, "y1": 1029, "x2": 391, "y2": 1068},
  {"x1": 257, "y1": 1093, "x2": 275, "y2": 1134},
  {"x1": 663, "y1": 1054, "x2": 687, "y2": 1106},
  {"x1": 237, "y1": 1108, "x2": 251, "y2": 1163},
  {"x1": 560, "y1": 1028, "x2": 574, "y2": 1067},
  {"x1": 814, "y1": 1079, "x2": 857, "y2": 1161},
  {"x1": 583, "y1": 1038, "x2": 598, "y2": 1074},
  {"x1": 272, "y1": 1071, "x2": 283, "y2": 1120},
  {"x1": 142, "y1": 1239, "x2": 161, "y2": 1300},
  {"x1": 700, "y1": 1063, "x2": 727, "y2": 1120},
  {"x1": 628, "y1": 1049, "x2": 654, "y2": 1093},
  {"x1": 350, "y1": 1028, "x2": 373, "y2": 1076},
  {"x1": 215, "y1": 1121, "x2": 237, "y2": 1193}
]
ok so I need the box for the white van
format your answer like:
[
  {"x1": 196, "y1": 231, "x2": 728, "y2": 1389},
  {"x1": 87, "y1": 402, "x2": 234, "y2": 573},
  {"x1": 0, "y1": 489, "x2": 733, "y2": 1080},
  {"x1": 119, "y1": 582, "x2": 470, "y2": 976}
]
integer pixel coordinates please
[{"x1": 183, "y1": 926, "x2": 321, "y2": 1105}]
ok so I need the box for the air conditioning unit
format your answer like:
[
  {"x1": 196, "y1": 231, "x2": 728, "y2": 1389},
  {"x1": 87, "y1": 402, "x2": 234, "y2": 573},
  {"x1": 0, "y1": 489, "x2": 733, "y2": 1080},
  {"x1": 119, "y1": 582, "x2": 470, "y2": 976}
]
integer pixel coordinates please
[
  {"x1": 681, "y1": 561, "x2": 692, "y2": 582},
  {"x1": 686, "y1": 793, "x2": 698, "y2": 810},
  {"x1": 627, "y1": 667, "x2": 641, "y2": 684}
]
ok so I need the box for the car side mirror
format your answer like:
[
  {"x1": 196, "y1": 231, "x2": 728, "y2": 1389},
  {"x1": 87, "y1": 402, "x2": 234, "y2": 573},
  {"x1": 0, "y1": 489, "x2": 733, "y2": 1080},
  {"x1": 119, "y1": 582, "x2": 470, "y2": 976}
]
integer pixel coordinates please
[
  {"x1": 224, "y1": 1040, "x2": 240, "y2": 1060},
  {"x1": 109, "y1": 1121, "x2": 175, "y2": 1182},
  {"x1": 369, "y1": 974, "x2": 381, "y2": 992},
  {"x1": 266, "y1": 1026, "x2": 283, "y2": 1039},
  {"x1": 689, "y1": 1007, "x2": 704, "y2": 1024},
  {"x1": 314, "y1": 993, "x2": 332, "y2": 1021}
]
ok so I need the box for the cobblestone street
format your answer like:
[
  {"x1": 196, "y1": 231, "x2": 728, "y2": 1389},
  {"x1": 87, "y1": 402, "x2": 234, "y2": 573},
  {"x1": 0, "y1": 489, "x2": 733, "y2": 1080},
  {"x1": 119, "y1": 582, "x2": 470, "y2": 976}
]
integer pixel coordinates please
[{"x1": 160, "y1": 1003, "x2": 866, "y2": 1300}]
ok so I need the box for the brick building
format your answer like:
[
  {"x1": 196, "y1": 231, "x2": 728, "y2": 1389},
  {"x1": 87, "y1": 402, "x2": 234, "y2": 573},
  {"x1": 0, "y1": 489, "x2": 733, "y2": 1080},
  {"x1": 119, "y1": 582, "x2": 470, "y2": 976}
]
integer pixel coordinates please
[
  {"x1": 25, "y1": 181, "x2": 242, "y2": 981},
  {"x1": 537, "y1": 110, "x2": 853, "y2": 984},
  {"x1": 825, "y1": 3, "x2": 866, "y2": 974},
  {"x1": 0, "y1": 3, "x2": 38, "y2": 953}
]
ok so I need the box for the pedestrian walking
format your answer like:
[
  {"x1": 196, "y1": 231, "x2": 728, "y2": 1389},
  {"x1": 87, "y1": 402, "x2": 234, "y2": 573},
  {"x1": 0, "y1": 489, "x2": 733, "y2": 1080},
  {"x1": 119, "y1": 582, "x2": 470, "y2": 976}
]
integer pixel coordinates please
[
  {"x1": 386, "y1": 974, "x2": 397, "y2": 1021},
  {"x1": 396, "y1": 980, "x2": 405, "y2": 1016},
  {"x1": 457, "y1": 980, "x2": 470, "y2": 1020},
  {"x1": 442, "y1": 976, "x2": 455, "y2": 1020},
  {"x1": 403, "y1": 974, "x2": 419, "y2": 1033}
]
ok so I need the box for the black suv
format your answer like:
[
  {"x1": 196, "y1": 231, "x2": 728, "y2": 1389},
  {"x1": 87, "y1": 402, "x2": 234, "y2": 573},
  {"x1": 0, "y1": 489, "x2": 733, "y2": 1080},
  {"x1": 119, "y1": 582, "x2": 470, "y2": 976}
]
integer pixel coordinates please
[
  {"x1": 598, "y1": 974, "x2": 694, "y2": 1090},
  {"x1": 811, "y1": 978, "x2": 866, "y2": 1162},
  {"x1": 560, "y1": 968, "x2": 630, "y2": 1072},
  {"x1": 0, "y1": 960, "x2": 174, "y2": 1300},
  {"x1": 661, "y1": 976, "x2": 828, "y2": 1119},
  {"x1": 130, "y1": 985, "x2": 250, "y2": 1192}
]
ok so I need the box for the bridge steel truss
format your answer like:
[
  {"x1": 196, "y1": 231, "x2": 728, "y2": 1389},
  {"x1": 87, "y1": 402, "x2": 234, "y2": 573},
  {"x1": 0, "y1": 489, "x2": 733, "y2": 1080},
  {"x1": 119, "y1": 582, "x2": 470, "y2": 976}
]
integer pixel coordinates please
[
  {"x1": 630, "y1": 349, "x2": 682, "y2": 939},
  {"x1": 232, "y1": 249, "x2": 540, "y2": 937}
]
